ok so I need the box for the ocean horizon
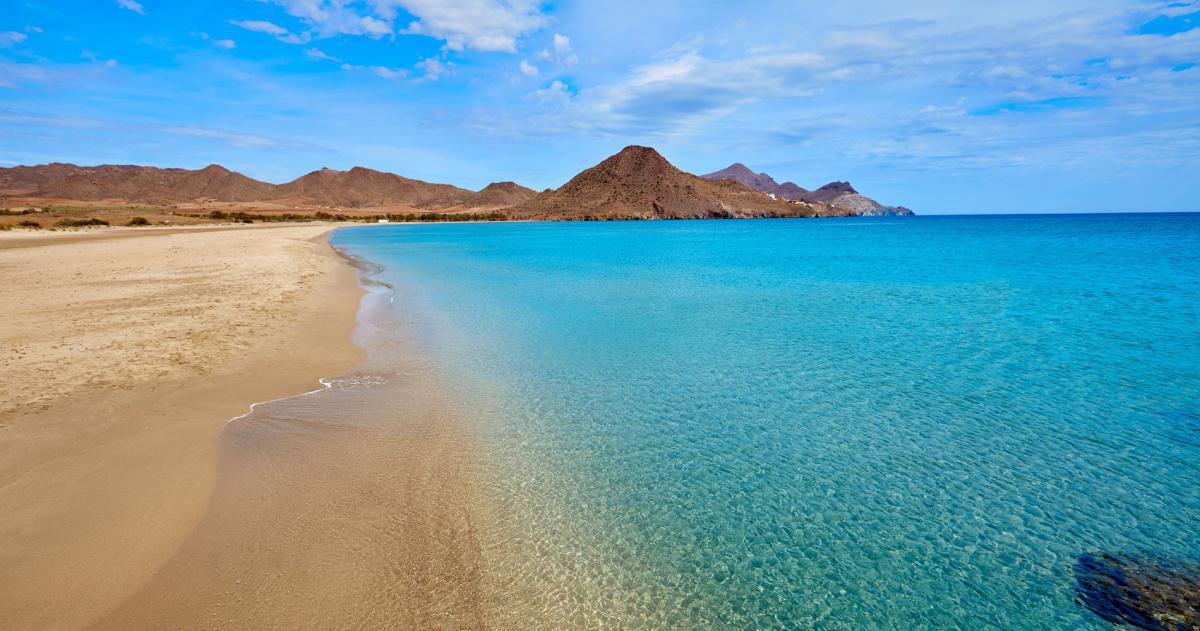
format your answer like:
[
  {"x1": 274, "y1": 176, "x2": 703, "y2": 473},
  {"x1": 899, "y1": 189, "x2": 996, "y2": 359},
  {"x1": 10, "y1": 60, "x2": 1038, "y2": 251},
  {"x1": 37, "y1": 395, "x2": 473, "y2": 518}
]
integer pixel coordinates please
[{"x1": 325, "y1": 213, "x2": 1200, "y2": 628}]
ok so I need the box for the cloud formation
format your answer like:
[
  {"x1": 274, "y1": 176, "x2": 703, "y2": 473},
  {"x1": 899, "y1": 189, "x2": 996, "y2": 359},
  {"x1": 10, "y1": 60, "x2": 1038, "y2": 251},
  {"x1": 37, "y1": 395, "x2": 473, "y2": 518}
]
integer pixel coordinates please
[
  {"x1": 414, "y1": 56, "x2": 450, "y2": 81},
  {"x1": 253, "y1": 0, "x2": 545, "y2": 51},
  {"x1": 0, "y1": 32, "x2": 28, "y2": 47},
  {"x1": 230, "y1": 20, "x2": 288, "y2": 36},
  {"x1": 116, "y1": 0, "x2": 144, "y2": 15},
  {"x1": 393, "y1": 0, "x2": 545, "y2": 52}
]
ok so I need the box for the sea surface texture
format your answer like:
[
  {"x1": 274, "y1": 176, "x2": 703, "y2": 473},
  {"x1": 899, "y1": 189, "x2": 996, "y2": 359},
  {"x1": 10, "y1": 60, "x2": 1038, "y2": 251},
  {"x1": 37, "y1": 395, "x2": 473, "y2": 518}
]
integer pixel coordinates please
[{"x1": 331, "y1": 214, "x2": 1200, "y2": 629}]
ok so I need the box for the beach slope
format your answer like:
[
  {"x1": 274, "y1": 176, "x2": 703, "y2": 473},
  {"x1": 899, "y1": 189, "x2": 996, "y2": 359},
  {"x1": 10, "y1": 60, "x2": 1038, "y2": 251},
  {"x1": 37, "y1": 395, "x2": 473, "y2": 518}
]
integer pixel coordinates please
[{"x1": 0, "y1": 225, "x2": 364, "y2": 630}]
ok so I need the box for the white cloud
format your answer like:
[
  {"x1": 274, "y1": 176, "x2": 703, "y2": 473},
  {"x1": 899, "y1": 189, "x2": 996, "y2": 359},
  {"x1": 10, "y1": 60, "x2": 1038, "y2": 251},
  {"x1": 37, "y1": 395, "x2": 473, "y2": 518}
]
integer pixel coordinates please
[
  {"x1": 278, "y1": 32, "x2": 313, "y2": 44},
  {"x1": 498, "y1": 1, "x2": 1200, "y2": 169},
  {"x1": 339, "y1": 62, "x2": 408, "y2": 79},
  {"x1": 25, "y1": 26, "x2": 43, "y2": 34},
  {"x1": 116, "y1": 0, "x2": 145, "y2": 15},
  {"x1": 372, "y1": 66, "x2": 406, "y2": 79},
  {"x1": 520, "y1": 59, "x2": 539, "y2": 76},
  {"x1": 415, "y1": 56, "x2": 451, "y2": 81},
  {"x1": 392, "y1": 0, "x2": 546, "y2": 52},
  {"x1": 81, "y1": 50, "x2": 120, "y2": 67},
  {"x1": 213, "y1": 39, "x2": 237, "y2": 49},
  {"x1": 230, "y1": 20, "x2": 288, "y2": 36},
  {"x1": 538, "y1": 32, "x2": 578, "y2": 67},
  {"x1": 0, "y1": 32, "x2": 27, "y2": 47},
  {"x1": 268, "y1": 1, "x2": 393, "y2": 39},
  {"x1": 166, "y1": 126, "x2": 276, "y2": 148},
  {"x1": 306, "y1": 48, "x2": 341, "y2": 62},
  {"x1": 535, "y1": 79, "x2": 571, "y2": 100},
  {"x1": 253, "y1": 1, "x2": 547, "y2": 51}
]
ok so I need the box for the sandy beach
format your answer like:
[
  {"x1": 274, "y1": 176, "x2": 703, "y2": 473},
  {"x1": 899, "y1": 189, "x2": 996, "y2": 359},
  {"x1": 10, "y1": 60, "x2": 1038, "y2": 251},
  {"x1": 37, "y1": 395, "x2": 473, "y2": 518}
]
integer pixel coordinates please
[{"x1": 0, "y1": 224, "x2": 365, "y2": 630}]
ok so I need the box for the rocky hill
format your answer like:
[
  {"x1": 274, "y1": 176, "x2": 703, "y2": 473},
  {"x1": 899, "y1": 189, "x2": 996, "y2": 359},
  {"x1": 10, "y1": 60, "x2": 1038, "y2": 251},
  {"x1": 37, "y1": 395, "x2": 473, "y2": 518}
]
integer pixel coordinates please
[
  {"x1": 463, "y1": 181, "x2": 537, "y2": 208},
  {"x1": 513, "y1": 146, "x2": 842, "y2": 219},
  {"x1": 275, "y1": 167, "x2": 471, "y2": 208},
  {"x1": 701, "y1": 163, "x2": 810, "y2": 200},
  {"x1": 800, "y1": 181, "x2": 914, "y2": 216},
  {"x1": 0, "y1": 162, "x2": 90, "y2": 194},
  {"x1": 702, "y1": 163, "x2": 914, "y2": 215},
  {"x1": 2, "y1": 153, "x2": 913, "y2": 218},
  {"x1": 3, "y1": 164, "x2": 277, "y2": 203},
  {"x1": 0, "y1": 163, "x2": 474, "y2": 209}
]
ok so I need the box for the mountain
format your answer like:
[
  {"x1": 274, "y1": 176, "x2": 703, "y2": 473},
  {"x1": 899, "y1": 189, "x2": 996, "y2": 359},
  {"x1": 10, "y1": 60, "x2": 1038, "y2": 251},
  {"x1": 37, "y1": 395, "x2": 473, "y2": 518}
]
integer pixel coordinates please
[
  {"x1": 514, "y1": 146, "x2": 843, "y2": 220},
  {"x1": 700, "y1": 163, "x2": 809, "y2": 200},
  {"x1": 702, "y1": 163, "x2": 914, "y2": 215},
  {"x1": 701, "y1": 163, "x2": 779, "y2": 193},
  {"x1": 3, "y1": 163, "x2": 277, "y2": 202},
  {"x1": 772, "y1": 182, "x2": 810, "y2": 200},
  {"x1": 463, "y1": 181, "x2": 537, "y2": 208},
  {"x1": 1, "y1": 155, "x2": 913, "y2": 217},
  {"x1": 0, "y1": 162, "x2": 87, "y2": 194},
  {"x1": 802, "y1": 181, "x2": 914, "y2": 216},
  {"x1": 800, "y1": 180, "x2": 857, "y2": 204},
  {"x1": 275, "y1": 166, "x2": 471, "y2": 208},
  {"x1": 0, "y1": 163, "x2": 473, "y2": 209}
]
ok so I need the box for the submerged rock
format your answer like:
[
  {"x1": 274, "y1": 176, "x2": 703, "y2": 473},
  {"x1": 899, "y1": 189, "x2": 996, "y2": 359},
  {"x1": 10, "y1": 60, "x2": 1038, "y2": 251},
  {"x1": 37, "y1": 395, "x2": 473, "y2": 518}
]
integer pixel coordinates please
[{"x1": 1074, "y1": 552, "x2": 1200, "y2": 630}]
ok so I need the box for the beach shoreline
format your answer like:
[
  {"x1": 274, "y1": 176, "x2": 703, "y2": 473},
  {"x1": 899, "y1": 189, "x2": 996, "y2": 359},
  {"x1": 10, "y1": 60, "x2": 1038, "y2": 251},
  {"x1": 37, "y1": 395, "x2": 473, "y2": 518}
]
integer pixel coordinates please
[{"x1": 0, "y1": 224, "x2": 365, "y2": 630}]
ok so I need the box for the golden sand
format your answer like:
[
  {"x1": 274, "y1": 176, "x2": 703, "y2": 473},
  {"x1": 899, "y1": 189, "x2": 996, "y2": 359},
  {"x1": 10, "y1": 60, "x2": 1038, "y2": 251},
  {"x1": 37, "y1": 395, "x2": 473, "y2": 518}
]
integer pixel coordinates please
[{"x1": 0, "y1": 225, "x2": 365, "y2": 630}]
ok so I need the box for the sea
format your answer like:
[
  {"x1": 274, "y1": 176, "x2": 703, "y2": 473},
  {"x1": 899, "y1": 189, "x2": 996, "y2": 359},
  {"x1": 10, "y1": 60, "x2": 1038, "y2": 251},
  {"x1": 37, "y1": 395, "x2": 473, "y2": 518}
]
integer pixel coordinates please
[{"x1": 328, "y1": 213, "x2": 1200, "y2": 628}]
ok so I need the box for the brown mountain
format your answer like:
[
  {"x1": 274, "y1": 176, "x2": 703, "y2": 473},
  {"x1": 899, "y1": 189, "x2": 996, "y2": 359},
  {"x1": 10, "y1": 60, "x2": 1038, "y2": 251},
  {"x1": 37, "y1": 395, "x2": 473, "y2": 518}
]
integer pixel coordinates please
[
  {"x1": 801, "y1": 181, "x2": 914, "y2": 216},
  {"x1": 463, "y1": 181, "x2": 537, "y2": 208},
  {"x1": 514, "y1": 146, "x2": 842, "y2": 219},
  {"x1": 0, "y1": 162, "x2": 475, "y2": 209},
  {"x1": 275, "y1": 166, "x2": 471, "y2": 208},
  {"x1": 2, "y1": 155, "x2": 912, "y2": 217},
  {"x1": 703, "y1": 163, "x2": 914, "y2": 215},
  {"x1": 701, "y1": 163, "x2": 779, "y2": 193},
  {"x1": 801, "y1": 181, "x2": 858, "y2": 204},
  {"x1": 4, "y1": 163, "x2": 277, "y2": 202},
  {"x1": 0, "y1": 162, "x2": 87, "y2": 194},
  {"x1": 772, "y1": 181, "x2": 810, "y2": 200},
  {"x1": 701, "y1": 163, "x2": 810, "y2": 200}
]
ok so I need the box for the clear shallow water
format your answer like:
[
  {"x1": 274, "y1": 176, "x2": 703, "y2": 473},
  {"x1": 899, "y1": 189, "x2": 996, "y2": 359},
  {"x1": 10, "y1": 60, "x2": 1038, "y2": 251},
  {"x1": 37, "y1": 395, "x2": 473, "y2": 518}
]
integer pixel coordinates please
[{"x1": 331, "y1": 214, "x2": 1200, "y2": 628}]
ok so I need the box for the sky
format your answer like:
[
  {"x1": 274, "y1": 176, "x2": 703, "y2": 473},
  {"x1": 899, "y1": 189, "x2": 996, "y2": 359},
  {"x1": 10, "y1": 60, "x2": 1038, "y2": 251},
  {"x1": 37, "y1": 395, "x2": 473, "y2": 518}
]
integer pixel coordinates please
[{"x1": 1, "y1": 1, "x2": 1198, "y2": 214}]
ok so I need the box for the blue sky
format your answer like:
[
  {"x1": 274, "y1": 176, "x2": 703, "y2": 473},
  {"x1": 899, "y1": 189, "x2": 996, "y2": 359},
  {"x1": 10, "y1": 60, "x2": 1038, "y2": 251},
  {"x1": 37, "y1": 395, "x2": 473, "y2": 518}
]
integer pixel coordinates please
[{"x1": 1, "y1": 1, "x2": 1198, "y2": 213}]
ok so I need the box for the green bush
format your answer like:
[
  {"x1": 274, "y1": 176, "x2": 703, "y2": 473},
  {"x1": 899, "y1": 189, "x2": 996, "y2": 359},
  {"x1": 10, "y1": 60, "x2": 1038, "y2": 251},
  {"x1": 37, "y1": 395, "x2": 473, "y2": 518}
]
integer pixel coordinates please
[
  {"x1": 55, "y1": 217, "x2": 109, "y2": 227},
  {"x1": 127, "y1": 216, "x2": 150, "y2": 226},
  {"x1": 17, "y1": 220, "x2": 41, "y2": 228}
]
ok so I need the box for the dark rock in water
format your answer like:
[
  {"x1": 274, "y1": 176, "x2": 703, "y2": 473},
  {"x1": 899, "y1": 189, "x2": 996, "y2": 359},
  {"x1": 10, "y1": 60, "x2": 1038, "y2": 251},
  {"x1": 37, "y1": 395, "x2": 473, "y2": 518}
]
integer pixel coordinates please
[{"x1": 1074, "y1": 552, "x2": 1200, "y2": 630}]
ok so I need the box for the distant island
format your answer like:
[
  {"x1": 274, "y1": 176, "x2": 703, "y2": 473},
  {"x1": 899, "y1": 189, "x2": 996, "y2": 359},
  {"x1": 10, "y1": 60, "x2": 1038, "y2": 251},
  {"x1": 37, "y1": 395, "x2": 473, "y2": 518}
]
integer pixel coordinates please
[{"x1": 0, "y1": 146, "x2": 913, "y2": 227}]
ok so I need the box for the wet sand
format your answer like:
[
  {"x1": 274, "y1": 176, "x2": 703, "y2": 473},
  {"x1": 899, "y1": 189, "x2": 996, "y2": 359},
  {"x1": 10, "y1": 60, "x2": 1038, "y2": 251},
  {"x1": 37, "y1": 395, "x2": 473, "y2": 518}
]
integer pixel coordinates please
[
  {"x1": 0, "y1": 225, "x2": 366, "y2": 629},
  {"x1": 93, "y1": 285, "x2": 495, "y2": 628}
]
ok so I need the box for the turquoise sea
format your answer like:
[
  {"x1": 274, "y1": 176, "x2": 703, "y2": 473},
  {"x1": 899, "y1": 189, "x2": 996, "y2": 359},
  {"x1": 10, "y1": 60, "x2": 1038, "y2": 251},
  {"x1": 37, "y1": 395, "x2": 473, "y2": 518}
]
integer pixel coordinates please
[{"x1": 330, "y1": 214, "x2": 1200, "y2": 628}]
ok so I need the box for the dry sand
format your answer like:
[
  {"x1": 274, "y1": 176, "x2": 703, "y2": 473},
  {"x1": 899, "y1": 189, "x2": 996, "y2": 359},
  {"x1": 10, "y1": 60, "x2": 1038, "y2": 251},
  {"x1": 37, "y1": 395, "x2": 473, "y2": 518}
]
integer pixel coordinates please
[{"x1": 0, "y1": 224, "x2": 365, "y2": 630}]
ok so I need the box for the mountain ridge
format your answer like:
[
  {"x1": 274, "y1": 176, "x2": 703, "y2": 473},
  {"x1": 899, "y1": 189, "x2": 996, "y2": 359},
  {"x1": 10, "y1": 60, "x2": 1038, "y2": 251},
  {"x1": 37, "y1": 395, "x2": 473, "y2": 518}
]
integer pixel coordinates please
[
  {"x1": 701, "y1": 163, "x2": 914, "y2": 215},
  {"x1": 2, "y1": 151, "x2": 914, "y2": 218},
  {"x1": 512, "y1": 146, "x2": 846, "y2": 219}
]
